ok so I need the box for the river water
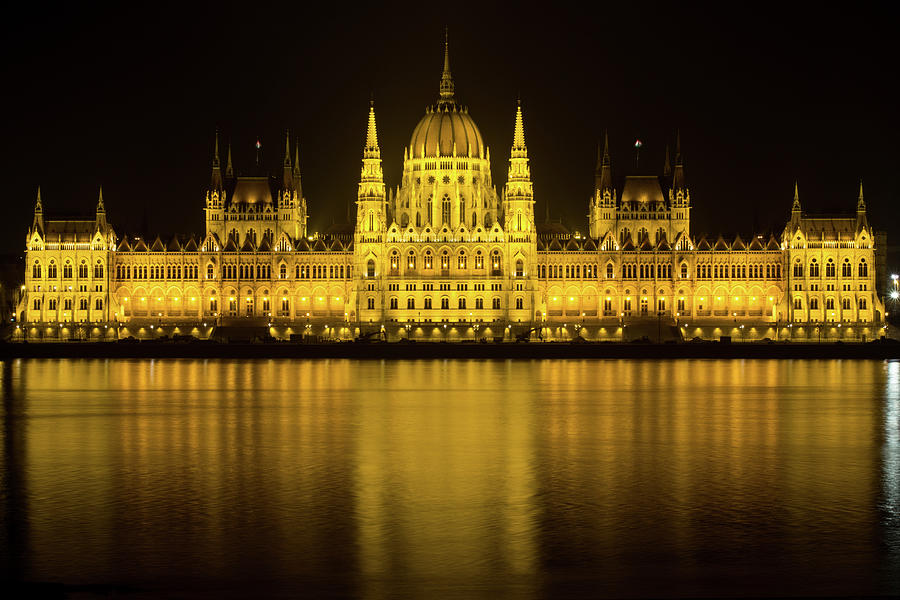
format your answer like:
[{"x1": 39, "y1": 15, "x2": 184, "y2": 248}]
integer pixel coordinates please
[{"x1": 1, "y1": 358, "x2": 898, "y2": 598}]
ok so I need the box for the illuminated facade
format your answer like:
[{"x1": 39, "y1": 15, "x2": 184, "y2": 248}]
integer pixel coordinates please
[{"x1": 16, "y1": 40, "x2": 885, "y2": 342}]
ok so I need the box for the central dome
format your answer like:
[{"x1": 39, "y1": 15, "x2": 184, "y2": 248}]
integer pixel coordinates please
[
  {"x1": 410, "y1": 104, "x2": 483, "y2": 158},
  {"x1": 408, "y1": 33, "x2": 484, "y2": 159}
]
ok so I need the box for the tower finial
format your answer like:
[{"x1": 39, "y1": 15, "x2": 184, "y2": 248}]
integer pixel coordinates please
[
  {"x1": 439, "y1": 28, "x2": 455, "y2": 102},
  {"x1": 35, "y1": 186, "x2": 42, "y2": 211},
  {"x1": 663, "y1": 144, "x2": 672, "y2": 177},
  {"x1": 512, "y1": 100, "x2": 526, "y2": 150},
  {"x1": 792, "y1": 180, "x2": 801, "y2": 212},
  {"x1": 225, "y1": 143, "x2": 233, "y2": 179},
  {"x1": 214, "y1": 128, "x2": 220, "y2": 165},
  {"x1": 858, "y1": 180, "x2": 864, "y2": 204},
  {"x1": 97, "y1": 185, "x2": 105, "y2": 211},
  {"x1": 284, "y1": 129, "x2": 291, "y2": 167},
  {"x1": 365, "y1": 100, "x2": 379, "y2": 152}
]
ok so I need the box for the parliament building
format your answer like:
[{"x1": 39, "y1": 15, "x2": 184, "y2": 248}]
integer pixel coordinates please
[{"x1": 16, "y1": 41, "x2": 886, "y2": 342}]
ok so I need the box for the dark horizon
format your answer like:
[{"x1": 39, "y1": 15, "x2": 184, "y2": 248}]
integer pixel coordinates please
[{"x1": 4, "y1": 2, "x2": 898, "y2": 251}]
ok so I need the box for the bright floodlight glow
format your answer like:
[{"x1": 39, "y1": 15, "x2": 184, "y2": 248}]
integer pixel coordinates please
[{"x1": 891, "y1": 290, "x2": 899, "y2": 300}]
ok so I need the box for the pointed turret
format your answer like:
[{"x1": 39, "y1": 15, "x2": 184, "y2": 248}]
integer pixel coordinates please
[
  {"x1": 293, "y1": 140, "x2": 301, "y2": 182},
  {"x1": 856, "y1": 179, "x2": 868, "y2": 232},
  {"x1": 210, "y1": 130, "x2": 223, "y2": 190},
  {"x1": 672, "y1": 130, "x2": 686, "y2": 193},
  {"x1": 96, "y1": 186, "x2": 107, "y2": 230},
  {"x1": 282, "y1": 129, "x2": 293, "y2": 189},
  {"x1": 663, "y1": 144, "x2": 672, "y2": 178},
  {"x1": 595, "y1": 131, "x2": 612, "y2": 194},
  {"x1": 365, "y1": 100, "x2": 380, "y2": 156},
  {"x1": 438, "y1": 28, "x2": 455, "y2": 104},
  {"x1": 792, "y1": 180, "x2": 801, "y2": 213},
  {"x1": 32, "y1": 186, "x2": 44, "y2": 233},
  {"x1": 357, "y1": 100, "x2": 385, "y2": 232},
  {"x1": 225, "y1": 143, "x2": 234, "y2": 180},
  {"x1": 504, "y1": 100, "x2": 534, "y2": 234}
]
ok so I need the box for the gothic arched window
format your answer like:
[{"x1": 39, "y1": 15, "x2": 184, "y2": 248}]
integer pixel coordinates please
[{"x1": 442, "y1": 195, "x2": 451, "y2": 225}]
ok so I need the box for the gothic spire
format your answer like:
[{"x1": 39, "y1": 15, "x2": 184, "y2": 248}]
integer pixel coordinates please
[
  {"x1": 32, "y1": 186, "x2": 44, "y2": 233},
  {"x1": 225, "y1": 143, "x2": 234, "y2": 179},
  {"x1": 663, "y1": 144, "x2": 672, "y2": 177},
  {"x1": 672, "y1": 130, "x2": 686, "y2": 192},
  {"x1": 595, "y1": 130, "x2": 612, "y2": 194},
  {"x1": 210, "y1": 130, "x2": 223, "y2": 189},
  {"x1": 507, "y1": 100, "x2": 530, "y2": 181},
  {"x1": 365, "y1": 100, "x2": 380, "y2": 158},
  {"x1": 792, "y1": 180, "x2": 801, "y2": 212},
  {"x1": 283, "y1": 129, "x2": 293, "y2": 189},
  {"x1": 358, "y1": 100, "x2": 385, "y2": 210},
  {"x1": 856, "y1": 180, "x2": 868, "y2": 231},
  {"x1": 512, "y1": 99, "x2": 526, "y2": 154},
  {"x1": 96, "y1": 185, "x2": 107, "y2": 230},
  {"x1": 438, "y1": 28, "x2": 455, "y2": 103}
]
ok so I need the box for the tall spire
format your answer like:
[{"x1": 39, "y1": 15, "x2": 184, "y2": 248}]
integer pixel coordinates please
[
  {"x1": 225, "y1": 143, "x2": 234, "y2": 179},
  {"x1": 507, "y1": 100, "x2": 530, "y2": 180},
  {"x1": 283, "y1": 129, "x2": 293, "y2": 189},
  {"x1": 32, "y1": 186, "x2": 44, "y2": 233},
  {"x1": 365, "y1": 100, "x2": 380, "y2": 158},
  {"x1": 210, "y1": 130, "x2": 223, "y2": 189},
  {"x1": 595, "y1": 130, "x2": 612, "y2": 194},
  {"x1": 792, "y1": 180, "x2": 801, "y2": 212},
  {"x1": 856, "y1": 179, "x2": 868, "y2": 232},
  {"x1": 438, "y1": 28, "x2": 455, "y2": 103},
  {"x1": 293, "y1": 139, "x2": 301, "y2": 182},
  {"x1": 672, "y1": 130, "x2": 686, "y2": 192},
  {"x1": 96, "y1": 185, "x2": 107, "y2": 230},
  {"x1": 504, "y1": 100, "x2": 534, "y2": 233},
  {"x1": 663, "y1": 144, "x2": 672, "y2": 177},
  {"x1": 357, "y1": 100, "x2": 385, "y2": 232},
  {"x1": 512, "y1": 99, "x2": 526, "y2": 153}
]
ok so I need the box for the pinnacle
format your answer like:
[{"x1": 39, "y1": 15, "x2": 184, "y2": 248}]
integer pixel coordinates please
[
  {"x1": 366, "y1": 102, "x2": 379, "y2": 150},
  {"x1": 512, "y1": 101, "x2": 526, "y2": 150}
]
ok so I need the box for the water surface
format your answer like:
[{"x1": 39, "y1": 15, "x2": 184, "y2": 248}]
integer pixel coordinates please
[{"x1": 1, "y1": 359, "x2": 898, "y2": 598}]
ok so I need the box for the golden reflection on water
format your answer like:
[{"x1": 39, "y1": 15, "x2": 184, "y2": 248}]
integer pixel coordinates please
[{"x1": 1, "y1": 359, "x2": 897, "y2": 598}]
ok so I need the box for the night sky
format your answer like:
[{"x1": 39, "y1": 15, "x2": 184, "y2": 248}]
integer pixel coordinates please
[{"x1": 4, "y1": 2, "x2": 898, "y2": 254}]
